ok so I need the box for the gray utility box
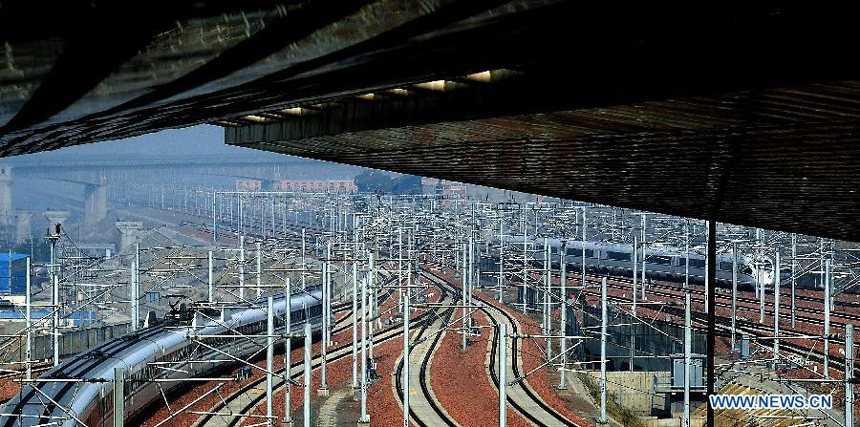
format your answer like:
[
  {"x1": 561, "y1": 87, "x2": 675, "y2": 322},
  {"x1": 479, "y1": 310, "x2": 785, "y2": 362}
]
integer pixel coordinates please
[{"x1": 670, "y1": 353, "x2": 705, "y2": 390}]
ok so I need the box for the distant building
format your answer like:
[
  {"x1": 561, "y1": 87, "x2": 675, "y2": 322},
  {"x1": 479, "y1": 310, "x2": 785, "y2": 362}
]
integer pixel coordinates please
[
  {"x1": 421, "y1": 178, "x2": 439, "y2": 194},
  {"x1": 441, "y1": 181, "x2": 467, "y2": 198},
  {"x1": 421, "y1": 178, "x2": 467, "y2": 197},
  {"x1": 234, "y1": 179, "x2": 356, "y2": 192},
  {"x1": 272, "y1": 180, "x2": 357, "y2": 193},
  {"x1": 236, "y1": 180, "x2": 262, "y2": 191}
]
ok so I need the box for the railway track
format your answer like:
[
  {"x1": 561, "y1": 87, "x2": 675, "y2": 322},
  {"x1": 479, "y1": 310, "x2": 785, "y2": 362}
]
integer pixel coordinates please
[
  {"x1": 595, "y1": 292, "x2": 858, "y2": 374},
  {"x1": 571, "y1": 273, "x2": 860, "y2": 343},
  {"x1": 588, "y1": 281, "x2": 860, "y2": 357},
  {"x1": 0, "y1": 363, "x2": 52, "y2": 380},
  {"x1": 424, "y1": 269, "x2": 585, "y2": 427},
  {"x1": 193, "y1": 277, "x2": 439, "y2": 427},
  {"x1": 547, "y1": 270, "x2": 860, "y2": 327},
  {"x1": 545, "y1": 270, "x2": 860, "y2": 373},
  {"x1": 131, "y1": 203, "x2": 860, "y2": 418},
  {"x1": 149, "y1": 205, "x2": 326, "y2": 247},
  {"x1": 393, "y1": 286, "x2": 458, "y2": 427},
  {"x1": 609, "y1": 275, "x2": 860, "y2": 324}
]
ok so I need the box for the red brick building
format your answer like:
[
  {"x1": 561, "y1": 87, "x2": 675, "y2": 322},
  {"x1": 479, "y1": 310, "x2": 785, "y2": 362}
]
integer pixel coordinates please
[
  {"x1": 235, "y1": 180, "x2": 262, "y2": 191},
  {"x1": 273, "y1": 180, "x2": 357, "y2": 193}
]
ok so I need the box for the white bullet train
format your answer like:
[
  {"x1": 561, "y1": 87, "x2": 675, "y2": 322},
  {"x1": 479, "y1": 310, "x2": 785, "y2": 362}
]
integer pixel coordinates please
[
  {"x1": 505, "y1": 237, "x2": 773, "y2": 287},
  {"x1": 0, "y1": 290, "x2": 323, "y2": 427}
]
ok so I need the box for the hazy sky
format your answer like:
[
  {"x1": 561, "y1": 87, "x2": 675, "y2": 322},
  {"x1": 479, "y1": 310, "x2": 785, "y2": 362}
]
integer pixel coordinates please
[
  {"x1": 16, "y1": 124, "x2": 282, "y2": 159},
  {"x1": 8, "y1": 124, "x2": 372, "y2": 221}
]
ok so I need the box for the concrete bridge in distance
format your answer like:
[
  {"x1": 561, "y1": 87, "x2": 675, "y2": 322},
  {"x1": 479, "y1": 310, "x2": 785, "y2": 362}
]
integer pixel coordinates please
[{"x1": 1, "y1": 154, "x2": 357, "y2": 229}]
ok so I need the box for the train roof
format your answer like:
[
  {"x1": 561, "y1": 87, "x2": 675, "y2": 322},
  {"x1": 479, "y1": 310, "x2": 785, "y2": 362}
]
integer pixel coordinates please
[{"x1": 504, "y1": 236, "x2": 752, "y2": 262}]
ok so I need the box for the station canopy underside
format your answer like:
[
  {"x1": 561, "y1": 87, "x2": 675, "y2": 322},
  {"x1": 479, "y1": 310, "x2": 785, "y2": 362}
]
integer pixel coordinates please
[{"x1": 1, "y1": 2, "x2": 859, "y2": 241}]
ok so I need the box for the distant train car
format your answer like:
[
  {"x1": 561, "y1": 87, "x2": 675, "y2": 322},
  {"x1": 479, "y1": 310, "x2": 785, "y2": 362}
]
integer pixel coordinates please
[
  {"x1": 503, "y1": 237, "x2": 771, "y2": 287},
  {"x1": 0, "y1": 290, "x2": 323, "y2": 427}
]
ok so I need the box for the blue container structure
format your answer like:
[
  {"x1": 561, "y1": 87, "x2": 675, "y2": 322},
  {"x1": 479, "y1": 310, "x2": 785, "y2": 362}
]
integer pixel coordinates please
[
  {"x1": 0, "y1": 308, "x2": 98, "y2": 326},
  {"x1": 0, "y1": 252, "x2": 28, "y2": 294}
]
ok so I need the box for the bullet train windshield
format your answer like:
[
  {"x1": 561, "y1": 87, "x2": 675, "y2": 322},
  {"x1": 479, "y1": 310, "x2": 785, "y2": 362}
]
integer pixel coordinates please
[{"x1": 500, "y1": 236, "x2": 773, "y2": 287}]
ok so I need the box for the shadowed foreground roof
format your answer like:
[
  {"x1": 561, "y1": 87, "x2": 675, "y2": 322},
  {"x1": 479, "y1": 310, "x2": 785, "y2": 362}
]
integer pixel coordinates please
[{"x1": 1, "y1": 3, "x2": 858, "y2": 240}]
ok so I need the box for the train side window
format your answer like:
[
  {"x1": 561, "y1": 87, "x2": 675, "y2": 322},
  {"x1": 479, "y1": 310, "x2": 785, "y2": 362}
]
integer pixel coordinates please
[
  {"x1": 719, "y1": 261, "x2": 733, "y2": 270},
  {"x1": 103, "y1": 389, "x2": 113, "y2": 420},
  {"x1": 652, "y1": 256, "x2": 672, "y2": 265},
  {"x1": 741, "y1": 266, "x2": 753, "y2": 275},
  {"x1": 689, "y1": 259, "x2": 706, "y2": 268},
  {"x1": 606, "y1": 251, "x2": 631, "y2": 262},
  {"x1": 566, "y1": 248, "x2": 582, "y2": 257}
]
